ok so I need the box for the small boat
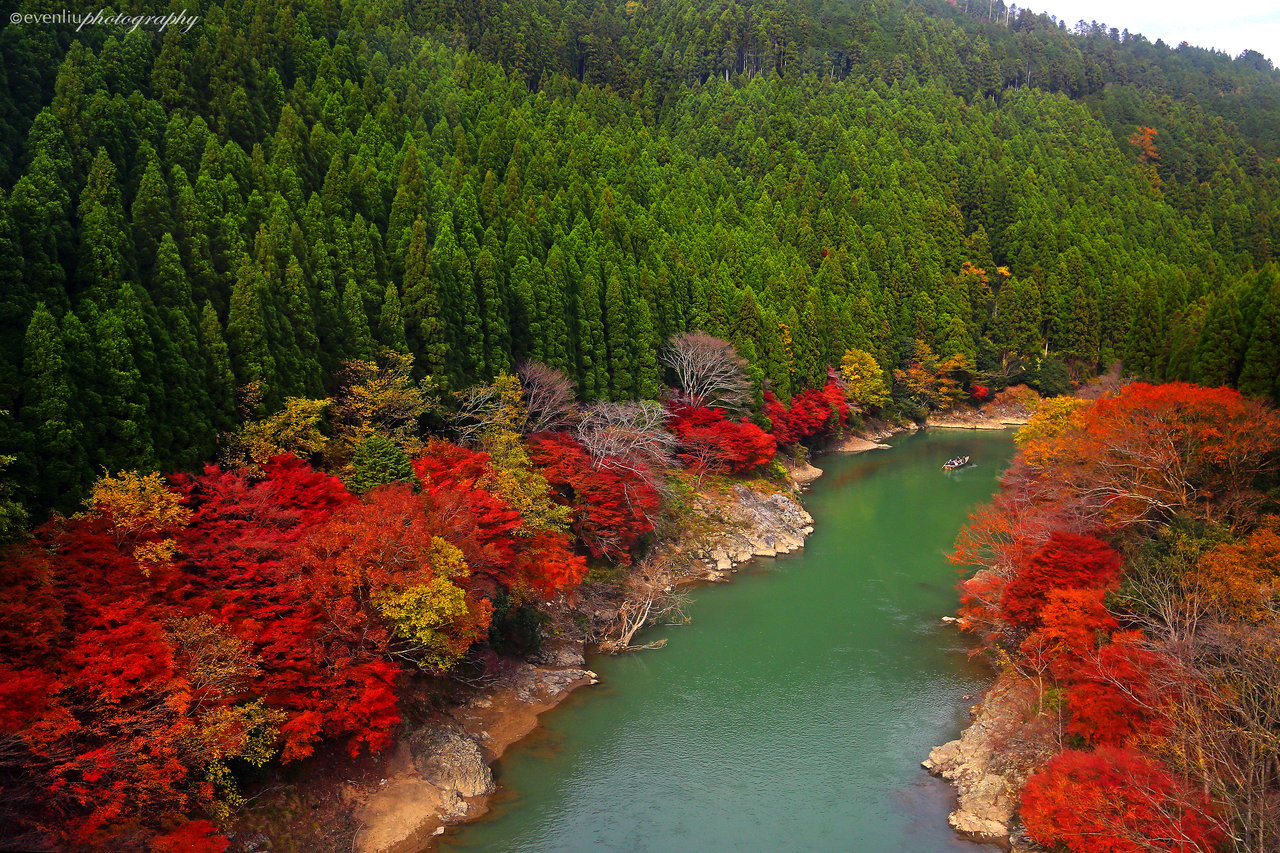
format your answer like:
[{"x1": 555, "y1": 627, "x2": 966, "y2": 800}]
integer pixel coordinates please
[{"x1": 942, "y1": 455, "x2": 971, "y2": 471}]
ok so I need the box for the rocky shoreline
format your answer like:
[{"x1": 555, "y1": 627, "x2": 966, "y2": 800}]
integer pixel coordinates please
[
  {"x1": 921, "y1": 673, "x2": 1054, "y2": 851},
  {"x1": 343, "y1": 468, "x2": 826, "y2": 853},
  {"x1": 237, "y1": 405, "x2": 1034, "y2": 853}
]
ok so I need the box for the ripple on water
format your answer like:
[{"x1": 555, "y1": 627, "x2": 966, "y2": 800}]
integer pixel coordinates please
[{"x1": 441, "y1": 430, "x2": 1015, "y2": 853}]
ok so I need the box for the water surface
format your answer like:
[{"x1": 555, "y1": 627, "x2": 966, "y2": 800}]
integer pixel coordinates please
[{"x1": 441, "y1": 429, "x2": 1015, "y2": 853}]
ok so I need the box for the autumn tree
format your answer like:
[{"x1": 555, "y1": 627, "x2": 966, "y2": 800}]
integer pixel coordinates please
[
  {"x1": 1021, "y1": 746, "x2": 1221, "y2": 853},
  {"x1": 839, "y1": 348, "x2": 889, "y2": 411},
  {"x1": 661, "y1": 331, "x2": 753, "y2": 413}
]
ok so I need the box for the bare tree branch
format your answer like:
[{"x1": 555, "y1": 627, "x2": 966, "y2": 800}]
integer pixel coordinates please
[{"x1": 661, "y1": 331, "x2": 752, "y2": 413}]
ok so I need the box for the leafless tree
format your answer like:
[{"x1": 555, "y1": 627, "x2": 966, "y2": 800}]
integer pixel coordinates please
[
  {"x1": 517, "y1": 361, "x2": 580, "y2": 435},
  {"x1": 576, "y1": 401, "x2": 675, "y2": 478},
  {"x1": 598, "y1": 552, "x2": 689, "y2": 653},
  {"x1": 451, "y1": 379, "x2": 513, "y2": 445},
  {"x1": 661, "y1": 331, "x2": 753, "y2": 413}
]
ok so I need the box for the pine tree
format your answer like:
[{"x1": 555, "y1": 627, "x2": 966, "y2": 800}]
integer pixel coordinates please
[
  {"x1": 475, "y1": 249, "x2": 509, "y2": 377},
  {"x1": 378, "y1": 282, "x2": 409, "y2": 354},
  {"x1": 1124, "y1": 284, "x2": 1168, "y2": 381},
  {"x1": 403, "y1": 216, "x2": 448, "y2": 380},
  {"x1": 226, "y1": 256, "x2": 277, "y2": 410},
  {"x1": 604, "y1": 273, "x2": 635, "y2": 399},
  {"x1": 131, "y1": 149, "x2": 174, "y2": 283},
  {"x1": 347, "y1": 433, "x2": 414, "y2": 494},
  {"x1": 0, "y1": 190, "x2": 28, "y2": 409},
  {"x1": 151, "y1": 234, "x2": 214, "y2": 464},
  {"x1": 283, "y1": 257, "x2": 323, "y2": 396},
  {"x1": 77, "y1": 148, "x2": 132, "y2": 302},
  {"x1": 576, "y1": 272, "x2": 608, "y2": 399},
  {"x1": 1191, "y1": 288, "x2": 1246, "y2": 387},
  {"x1": 1236, "y1": 280, "x2": 1280, "y2": 399},
  {"x1": 994, "y1": 276, "x2": 1042, "y2": 359},
  {"x1": 343, "y1": 278, "x2": 374, "y2": 361},
  {"x1": 20, "y1": 304, "x2": 88, "y2": 510},
  {"x1": 9, "y1": 112, "x2": 73, "y2": 308},
  {"x1": 198, "y1": 300, "x2": 236, "y2": 429},
  {"x1": 93, "y1": 285, "x2": 157, "y2": 472}
]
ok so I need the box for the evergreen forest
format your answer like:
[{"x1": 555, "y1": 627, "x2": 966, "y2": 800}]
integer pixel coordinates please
[
  {"x1": 2, "y1": 0, "x2": 1280, "y2": 517},
  {"x1": 3, "y1": 0, "x2": 1280, "y2": 848}
]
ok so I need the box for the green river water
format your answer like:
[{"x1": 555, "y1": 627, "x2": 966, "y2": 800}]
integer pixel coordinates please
[{"x1": 440, "y1": 429, "x2": 1015, "y2": 853}]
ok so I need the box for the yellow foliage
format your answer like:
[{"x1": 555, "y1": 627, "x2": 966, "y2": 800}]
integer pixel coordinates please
[
  {"x1": 1015, "y1": 397, "x2": 1090, "y2": 465},
  {"x1": 87, "y1": 470, "x2": 191, "y2": 545},
  {"x1": 372, "y1": 537, "x2": 489, "y2": 670},
  {"x1": 132, "y1": 539, "x2": 179, "y2": 576},
  {"x1": 233, "y1": 396, "x2": 330, "y2": 465},
  {"x1": 466, "y1": 374, "x2": 572, "y2": 535},
  {"x1": 839, "y1": 348, "x2": 889, "y2": 410},
  {"x1": 194, "y1": 700, "x2": 287, "y2": 822},
  {"x1": 334, "y1": 352, "x2": 434, "y2": 442}
]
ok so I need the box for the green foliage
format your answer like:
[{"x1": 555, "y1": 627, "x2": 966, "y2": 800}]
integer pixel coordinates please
[
  {"x1": 2, "y1": 0, "x2": 1279, "y2": 522},
  {"x1": 346, "y1": 433, "x2": 414, "y2": 494},
  {"x1": 486, "y1": 588, "x2": 547, "y2": 657}
]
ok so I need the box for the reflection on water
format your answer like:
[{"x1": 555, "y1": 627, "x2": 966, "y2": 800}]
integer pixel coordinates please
[{"x1": 440, "y1": 429, "x2": 1016, "y2": 853}]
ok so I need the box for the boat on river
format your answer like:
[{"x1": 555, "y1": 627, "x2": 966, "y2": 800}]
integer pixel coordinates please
[{"x1": 942, "y1": 455, "x2": 970, "y2": 471}]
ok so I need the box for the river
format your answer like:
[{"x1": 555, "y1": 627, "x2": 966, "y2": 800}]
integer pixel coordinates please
[{"x1": 440, "y1": 428, "x2": 1015, "y2": 853}]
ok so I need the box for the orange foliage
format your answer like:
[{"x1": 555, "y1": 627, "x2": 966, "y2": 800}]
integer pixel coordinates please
[
  {"x1": 1189, "y1": 517, "x2": 1280, "y2": 621},
  {"x1": 1128, "y1": 126, "x2": 1159, "y2": 162},
  {"x1": 1027, "y1": 383, "x2": 1280, "y2": 528}
]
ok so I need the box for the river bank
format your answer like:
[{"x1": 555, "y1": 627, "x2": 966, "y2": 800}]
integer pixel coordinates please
[
  {"x1": 234, "y1": 400, "x2": 1034, "y2": 853},
  {"x1": 274, "y1": 462, "x2": 826, "y2": 853}
]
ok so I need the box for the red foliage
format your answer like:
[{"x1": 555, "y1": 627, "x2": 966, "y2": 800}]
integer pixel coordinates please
[
  {"x1": 288, "y1": 482, "x2": 493, "y2": 670},
  {"x1": 764, "y1": 381, "x2": 850, "y2": 446},
  {"x1": 528, "y1": 433, "x2": 659, "y2": 564},
  {"x1": 666, "y1": 405, "x2": 776, "y2": 473},
  {"x1": 1021, "y1": 746, "x2": 1221, "y2": 853},
  {"x1": 971, "y1": 384, "x2": 990, "y2": 401},
  {"x1": 150, "y1": 821, "x2": 230, "y2": 853},
  {"x1": 1051, "y1": 382, "x2": 1280, "y2": 527},
  {"x1": 412, "y1": 441, "x2": 587, "y2": 597},
  {"x1": 173, "y1": 455, "x2": 398, "y2": 762},
  {"x1": 1000, "y1": 531, "x2": 1121, "y2": 628},
  {"x1": 1064, "y1": 631, "x2": 1168, "y2": 745},
  {"x1": 1019, "y1": 587, "x2": 1116, "y2": 675}
]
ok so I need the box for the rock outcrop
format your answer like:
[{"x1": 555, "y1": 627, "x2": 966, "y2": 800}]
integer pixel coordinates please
[
  {"x1": 922, "y1": 674, "x2": 1054, "y2": 848},
  {"x1": 694, "y1": 485, "x2": 815, "y2": 570},
  {"x1": 352, "y1": 664, "x2": 598, "y2": 853}
]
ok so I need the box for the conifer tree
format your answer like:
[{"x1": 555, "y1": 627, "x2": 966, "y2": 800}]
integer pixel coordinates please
[
  {"x1": 403, "y1": 216, "x2": 448, "y2": 381},
  {"x1": 994, "y1": 276, "x2": 1043, "y2": 360},
  {"x1": 604, "y1": 274, "x2": 636, "y2": 400},
  {"x1": 93, "y1": 285, "x2": 157, "y2": 472},
  {"x1": 21, "y1": 304, "x2": 88, "y2": 510},
  {"x1": 1124, "y1": 284, "x2": 1168, "y2": 381},
  {"x1": 475, "y1": 249, "x2": 510, "y2": 377},
  {"x1": 226, "y1": 256, "x2": 277, "y2": 410},
  {"x1": 343, "y1": 278, "x2": 374, "y2": 361},
  {"x1": 1191, "y1": 288, "x2": 1246, "y2": 387},
  {"x1": 77, "y1": 149, "x2": 132, "y2": 301},
  {"x1": 378, "y1": 282, "x2": 410, "y2": 354},
  {"x1": 131, "y1": 149, "x2": 174, "y2": 283},
  {"x1": 198, "y1": 299, "x2": 236, "y2": 429}
]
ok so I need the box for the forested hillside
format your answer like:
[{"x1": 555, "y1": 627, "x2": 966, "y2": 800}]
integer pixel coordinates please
[{"x1": 1, "y1": 0, "x2": 1279, "y2": 517}]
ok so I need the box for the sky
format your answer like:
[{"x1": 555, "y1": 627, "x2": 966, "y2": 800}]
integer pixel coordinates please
[{"x1": 1038, "y1": 0, "x2": 1280, "y2": 63}]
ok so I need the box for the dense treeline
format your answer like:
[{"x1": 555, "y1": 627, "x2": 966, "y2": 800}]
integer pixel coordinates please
[
  {"x1": 2, "y1": 0, "x2": 1280, "y2": 519},
  {"x1": 953, "y1": 384, "x2": 1280, "y2": 852},
  {"x1": 0, "y1": 338, "x2": 855, "y2": 848}
]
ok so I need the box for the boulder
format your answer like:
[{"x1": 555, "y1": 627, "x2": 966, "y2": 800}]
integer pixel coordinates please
[{"x1": 411, "y1": 729, "x2": 494, "y2": 799}]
